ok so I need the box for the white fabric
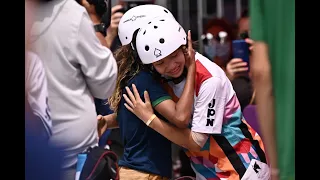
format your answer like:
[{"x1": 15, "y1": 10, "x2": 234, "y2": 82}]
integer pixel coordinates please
[
  {"x1": 118, "y1": 4, "x2": 175, "y2": 45},
  {"x1": 30, "y1": 0, "x2": 117, "y2": 168},
  {"x1": 191, "y1": 131, "x2": 208, "y2": 148},
  {"x1": 136, "y1": 17, "x2": 187, "y2": 64},
  {"x1": 26, "y1": 51, "x2": 52, "y2": 136},
  {"x1": 241, "y1": 159, "x2": 270, "y2": 180},
  {"x1": 169, "y1": 53, "x2": 235, "y2": 134}
]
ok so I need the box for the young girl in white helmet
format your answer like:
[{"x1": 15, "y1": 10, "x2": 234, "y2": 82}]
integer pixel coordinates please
[
  {"x1": 98, "y1": 5, "x2": 197, "y2": 180},
  {"x1": 122, "y1": 17, "x2": 271, "y2": 180}
]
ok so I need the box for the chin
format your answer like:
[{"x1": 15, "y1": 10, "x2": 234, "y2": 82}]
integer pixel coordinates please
[{"x1": 169, "y1": 69, "x2": 184, "y2": 78}]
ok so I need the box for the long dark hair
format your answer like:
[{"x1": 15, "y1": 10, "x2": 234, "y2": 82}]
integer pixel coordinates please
[
  {"x1": 108, "y1": 44, "x2": 144, "y2": 113},
  {"x1": 108, "y1": 30, "x2": 151, "y2": 112},
  {"x1": 108, "y1": 35, "x2": 192, "y2": 112}
]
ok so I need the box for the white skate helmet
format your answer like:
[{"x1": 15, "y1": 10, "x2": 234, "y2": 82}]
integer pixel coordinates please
[
  {"x1": 118, "y1": 4, "x2": 175, "y2": 46},
  {"x1": 135, "y1": 17, "x2": 187, "y2": 64}
]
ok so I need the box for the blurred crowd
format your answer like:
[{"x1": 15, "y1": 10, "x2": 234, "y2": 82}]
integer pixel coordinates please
[{"x1": 25, "y1": 0, "x2": 294, "y2": 180}]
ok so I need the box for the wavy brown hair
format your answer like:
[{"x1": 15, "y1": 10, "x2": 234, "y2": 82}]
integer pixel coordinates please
[
  {"x1": 108, "y1": 44, "x2": 146, "y2": 113},
  {"x1": 109, "y1": 38, "x2": 196, "y2": 112}
]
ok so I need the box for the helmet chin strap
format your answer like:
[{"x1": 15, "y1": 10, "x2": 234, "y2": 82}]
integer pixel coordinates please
[{"x1": 130, "y1": 42, "x2": 135, "y2": 51}]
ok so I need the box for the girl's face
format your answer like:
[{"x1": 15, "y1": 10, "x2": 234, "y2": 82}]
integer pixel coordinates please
[{"x1": 152, "y1": 47, "x2": 185, "y2": 78}]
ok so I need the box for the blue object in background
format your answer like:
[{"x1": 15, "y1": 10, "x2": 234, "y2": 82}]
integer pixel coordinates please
[
  {"x1": 25, "y1": 110, "x2": 63, "y2": 180},
  {"x1": 75, "y1": 153, "x2": 88, "y2": 180}
]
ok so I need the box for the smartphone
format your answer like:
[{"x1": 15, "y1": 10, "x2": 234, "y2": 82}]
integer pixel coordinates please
[{"x1": 232, "y1": 40, "x2": 250, "y2": 71}]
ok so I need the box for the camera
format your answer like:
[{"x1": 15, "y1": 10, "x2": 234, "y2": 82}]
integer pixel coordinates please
[
  {"x1": 76, "y1": 0, "x2": 111, "y2": 28},
  {"x1": 86, "y1": 0, "x2": 111, "y2": 18}
]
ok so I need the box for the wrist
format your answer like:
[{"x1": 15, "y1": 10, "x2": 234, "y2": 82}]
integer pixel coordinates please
[
  {"x1": 107, "y1": 27, "x2": 117, "y2": 37},
  {"x1": 90, "y1": 15, "x2": 101, "y2": 25},
  {"x1": 145, "y1": 114, "x2": 156, "y2": 126},
  {"x1": 105, "y1": 33, "x2": 116, "y2": 43},
  {"x1": 187, "y1": 64, "x2": 196, "y2": 73}
]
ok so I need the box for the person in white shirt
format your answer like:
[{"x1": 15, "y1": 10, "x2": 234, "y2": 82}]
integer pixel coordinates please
[
  {"x1": 29, "y1": 0, "x2": 118, "y2": 179},
  {"x1": 25, "y1": 51, "x2": 52, "y2": 140}
]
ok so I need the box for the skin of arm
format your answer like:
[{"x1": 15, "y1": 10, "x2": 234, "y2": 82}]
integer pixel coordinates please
[
  {"x1": 251, "y1": 42, "x2": 278, "y2": 171},
  {"x1": 148, "y1": 114, "x2": 202, "y2": 152},
  {"x1": 153, "y1": 33, "x2": 196, "y2": 128},
  {"x1": 124, "y1": 89, "x2": 203, "y2": 152},
  {"x1": 148, "y1": 61, "x2": 195, "y2": 129},
  {"x1": 81, "y1": 0, "x2": 109, "y2": 48},
  {"x1": 97, "y1": 113, "x2": 118, "y2": 137}
]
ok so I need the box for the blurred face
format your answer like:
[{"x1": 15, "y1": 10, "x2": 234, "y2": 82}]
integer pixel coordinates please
[
  {"x1": 238, "y1": 17, "x2": 250, "y2": 36},
  {"x1": 152, "y1": 47, "x2": 185, "y2": 78},
  {"x1": 205, "y1": 25, "x2": 231, "y2": 67}
]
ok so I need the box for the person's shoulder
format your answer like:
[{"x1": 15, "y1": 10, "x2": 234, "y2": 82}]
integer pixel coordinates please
[
  {"x1": 195, "y1": 53, "x2": 226, "y2": 75},
  {"x1": 65, "y1": 0, "x2": 87, "y2": 14},
  {"x1": 130, "y1": 70, "x2": 154, "y2": 83},
  {"x1": 65, "y1": 0, "x2": 89, "y2": 26},
  {"x1": 194, "y1": 53, "x2": 225, "y2": 87},
  {"x1": 127, "y1": 70, "x2": 164, "y2": 95}
]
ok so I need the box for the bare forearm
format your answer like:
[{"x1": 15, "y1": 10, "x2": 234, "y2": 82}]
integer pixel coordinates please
[
  {"x1": 252, "y1": 42, "x2": 278, "y2": 169},
  {"x1": 255, "y1": 82, "x2": 277, "y2": 168},
  {"x1": 174, "y1": 65, "x2": 196, "y2": 124},
  {"x1": 95, "y1": 32, "x2": 108, "y2": 48},
  {"x1": 105, "y1": 34, "x2": 116, "y2": 49},
  {"x1": 105, "y1": 113, "x2": 119, "y2": 129},
  {"x1": 148, "y1": 116, "x2": 200, "y2": 151},
  {"x1": 90, "y1": 16, "x2": 109, "y2": 48}
]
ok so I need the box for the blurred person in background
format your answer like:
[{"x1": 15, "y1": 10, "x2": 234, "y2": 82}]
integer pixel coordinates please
[
  {"x1": 25, "y1": 51, "x2": 52, "y2": 141},
  {"x1": 250, "y1": 0, "x2": 295, "y2": 179},
  {"x1": 25, "y1": 0, "x2": 63, "y2": 179},
  {"x1": 238, "y1": 9, "x2": 250, "y2": 38},
  {"x1": 225, "y1": 9, "x2": 254, "y2": 111},
  {"x1": 25, "y1": 0, "x2": 52, "y2": 141},
  {"x1": 203, "y1": 18, "x2": 236, "y2": 70},
  {"x1": 29, "y1": 0, "x2": 118, "y2": 179}
]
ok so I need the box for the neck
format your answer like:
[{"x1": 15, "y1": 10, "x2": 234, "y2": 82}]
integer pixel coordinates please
[
  {"x1": 170, "y1": 67, "x2": 188, "y2": 84},
  {"x1": 172, "y1": 76, "x2": 185, "y2": 84}
]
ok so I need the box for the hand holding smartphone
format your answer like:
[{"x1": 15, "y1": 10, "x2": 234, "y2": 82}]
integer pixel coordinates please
[{"x1": 232, "y1": 40, "x2": 250, "y2": 71}]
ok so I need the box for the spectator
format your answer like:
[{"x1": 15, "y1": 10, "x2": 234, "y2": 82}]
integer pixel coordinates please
[
  {"x1": 25, "y1": 1, "x2": 63, "y2": 179},
  {"x1": 250, "y1": 0, "x2": 295, "y2": 179},
  {"x1": 25, "y1": 51, "x2": 52, "y2": 141},
  {"x1": 238, "y1": 9, "x2": 249, "y2": 38},
  {"x1": 203, "y1": 18, "x2": 236, "y2": 69},
  {"x1": 29, "y1": 0, "x2": 117, "y2": 179},
  {"x1": 225, "y1": 9, "x2": 254, "y2": 111}
]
